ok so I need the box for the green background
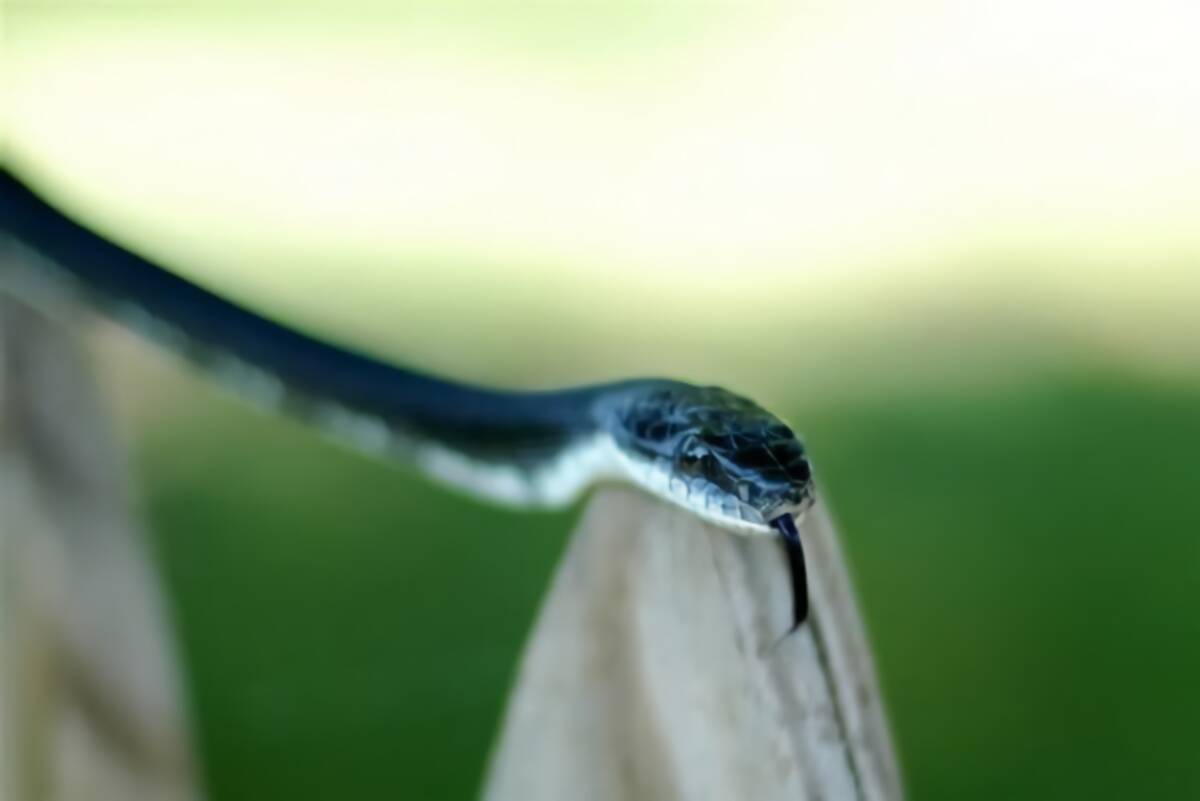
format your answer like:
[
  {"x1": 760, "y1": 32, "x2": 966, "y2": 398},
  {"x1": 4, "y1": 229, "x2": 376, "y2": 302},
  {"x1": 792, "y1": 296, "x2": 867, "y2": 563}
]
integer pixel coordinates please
[{"x1": 7, "y1": 2, "x2": 1200, "y2": 798}]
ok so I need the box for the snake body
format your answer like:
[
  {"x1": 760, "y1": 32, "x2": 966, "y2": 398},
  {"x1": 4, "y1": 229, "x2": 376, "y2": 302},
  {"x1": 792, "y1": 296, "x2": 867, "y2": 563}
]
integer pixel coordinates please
[{"x1": 0, "y1": 167, "x2": 814, "y2": 623}]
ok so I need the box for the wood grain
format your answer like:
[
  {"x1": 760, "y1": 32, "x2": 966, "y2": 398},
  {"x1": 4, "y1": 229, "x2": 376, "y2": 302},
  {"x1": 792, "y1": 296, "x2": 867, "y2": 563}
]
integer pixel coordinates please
[{"x1": 485, "y1": 486, "x2": 903, "y2": 801}]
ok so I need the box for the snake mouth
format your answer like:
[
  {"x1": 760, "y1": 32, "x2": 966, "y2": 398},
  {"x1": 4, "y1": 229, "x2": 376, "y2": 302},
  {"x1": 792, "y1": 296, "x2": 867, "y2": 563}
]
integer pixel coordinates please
[
  {"x1": 770, "y1": 513, "x2": 798, "y2": 535},
  {"x1": 762, "y1": 490, "x2": 815, "y2": 526}
]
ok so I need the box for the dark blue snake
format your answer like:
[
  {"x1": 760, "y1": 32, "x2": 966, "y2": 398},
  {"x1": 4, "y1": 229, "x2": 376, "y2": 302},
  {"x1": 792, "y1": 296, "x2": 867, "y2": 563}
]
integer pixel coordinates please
[{"x1": 0, "y1": 167, "x2": 814, "y2": 626}]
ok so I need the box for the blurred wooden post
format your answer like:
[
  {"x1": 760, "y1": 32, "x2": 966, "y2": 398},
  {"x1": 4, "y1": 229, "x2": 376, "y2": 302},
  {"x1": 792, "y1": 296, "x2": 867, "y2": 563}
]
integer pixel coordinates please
[
  {"x1": 484, "y1": 488, "x2": 903, "y2": 801},
  {"x1": 0, "y1": 275, "x2": 202, "y2": 801}
]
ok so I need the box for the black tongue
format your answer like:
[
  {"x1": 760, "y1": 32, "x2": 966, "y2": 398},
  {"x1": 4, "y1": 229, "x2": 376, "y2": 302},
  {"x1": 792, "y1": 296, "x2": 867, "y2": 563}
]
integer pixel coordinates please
[{"x1": 771, "y1": 514, "x2": 809, "y2": 630}]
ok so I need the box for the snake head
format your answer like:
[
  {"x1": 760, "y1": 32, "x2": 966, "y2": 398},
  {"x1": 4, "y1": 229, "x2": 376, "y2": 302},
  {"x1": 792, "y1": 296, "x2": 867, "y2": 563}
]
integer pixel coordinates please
[{"x1": 606, "y1": 382, "x2": 815, "y2": 534}]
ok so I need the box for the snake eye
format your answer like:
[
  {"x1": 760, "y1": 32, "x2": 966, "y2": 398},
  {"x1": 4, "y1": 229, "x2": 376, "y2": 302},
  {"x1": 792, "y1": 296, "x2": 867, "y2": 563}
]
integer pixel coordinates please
[{"x1": 678, "y1": 437, "x2": 714, "y2": 475}]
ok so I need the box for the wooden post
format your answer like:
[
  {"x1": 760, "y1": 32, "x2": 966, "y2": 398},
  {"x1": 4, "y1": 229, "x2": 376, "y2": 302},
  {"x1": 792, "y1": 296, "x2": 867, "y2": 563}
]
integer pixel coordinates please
[
  {"x1": 484, "y1": 487, "x2": 903, "y2": 801},
  {"x1": 0, "y1": 285, "x2": 202, "y2": 801}
]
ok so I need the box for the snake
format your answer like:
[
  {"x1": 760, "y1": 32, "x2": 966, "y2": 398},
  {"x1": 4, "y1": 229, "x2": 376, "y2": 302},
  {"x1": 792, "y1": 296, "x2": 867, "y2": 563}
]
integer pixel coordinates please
[{"x1": 0, "y1": 167, "x2": 815, "y2": 627}]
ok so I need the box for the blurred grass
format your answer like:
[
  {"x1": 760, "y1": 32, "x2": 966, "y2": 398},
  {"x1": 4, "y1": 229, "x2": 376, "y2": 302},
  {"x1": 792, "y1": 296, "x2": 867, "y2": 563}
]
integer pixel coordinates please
[
  {"x1": 812, "y1": 368, "x2": 1200, "y2": 800},
  {"x1": 120, "y1": 341, "x2": 1200, "y2": 801}
]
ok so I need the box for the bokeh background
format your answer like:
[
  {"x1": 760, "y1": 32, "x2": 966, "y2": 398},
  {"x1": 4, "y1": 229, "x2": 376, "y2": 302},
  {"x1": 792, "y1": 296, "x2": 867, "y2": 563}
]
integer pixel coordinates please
[{"x1": 5, "y1": 1, "x2": 1200, "y2": 799}]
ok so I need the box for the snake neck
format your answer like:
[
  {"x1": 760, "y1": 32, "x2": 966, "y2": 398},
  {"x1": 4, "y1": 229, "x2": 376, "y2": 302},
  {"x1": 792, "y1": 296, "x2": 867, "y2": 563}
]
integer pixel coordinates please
[{"x1": 0, "y1": 168, "x2": 621, "y2": 505}]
